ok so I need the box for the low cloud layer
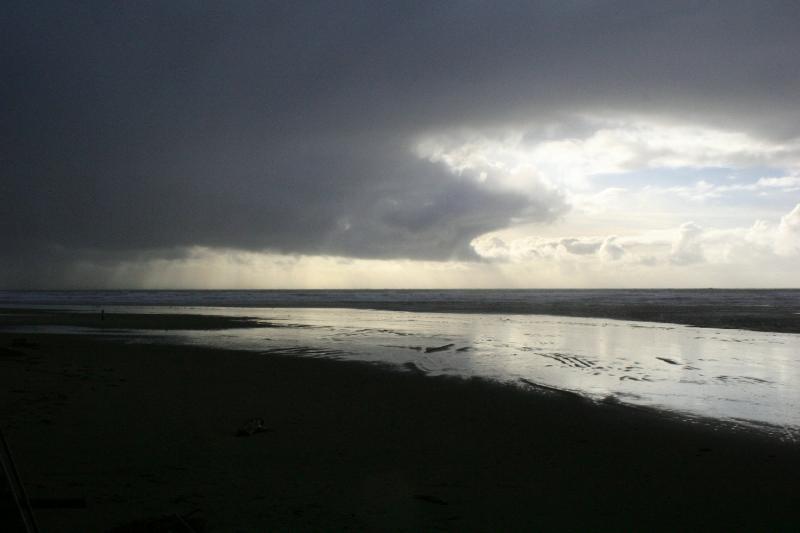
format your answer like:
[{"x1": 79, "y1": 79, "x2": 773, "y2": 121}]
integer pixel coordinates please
[
  {"x1": 3, "y1": 2, "x2": 800, "y2": 287},
  {"x1": 472, "y1": 203, "x2": 800, "y2": 276}
]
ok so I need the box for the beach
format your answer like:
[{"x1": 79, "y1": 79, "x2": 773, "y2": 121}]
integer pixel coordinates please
[
  {"x1": 2, "y1": 310, "x2": 799, "y2": 531},
  {"x1": 8, "y1": 1, "x2": 800, "y2": 530},
  {"x1": 4, "y1": 289, "x2": 800, "y2": 334}
]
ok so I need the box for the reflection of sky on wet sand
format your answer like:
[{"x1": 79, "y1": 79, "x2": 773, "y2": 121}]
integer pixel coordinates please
[
  {"x1": 146, "y1": 307, "x2": 799, "y2": 437},
  {"x1": 13, "y1": 305, "x2": 800, "y2": 437}
]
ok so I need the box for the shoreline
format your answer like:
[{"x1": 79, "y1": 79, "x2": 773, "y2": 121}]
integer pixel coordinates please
[
  {"x1": 3, "y1": 306, "x2": 799, "y2": 435},
  {"x1": 2, "y1": 330, "x2": 799, "y2": 531},
  {"x1": 3, "y1": 296, "x2": 800, "y2": 334}
]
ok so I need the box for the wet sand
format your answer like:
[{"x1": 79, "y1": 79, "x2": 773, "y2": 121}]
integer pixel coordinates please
[
  {"x1": 297, "y1": 300, "x2": 800, "y2": 334},
  {"x1": 1, "y1": 314, "x2": 799, "y2": 531}
]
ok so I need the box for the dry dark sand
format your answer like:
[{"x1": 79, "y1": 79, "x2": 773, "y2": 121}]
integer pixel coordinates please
[{"x1": 1, "y1": 314, "x2": 799, "y2": 531}]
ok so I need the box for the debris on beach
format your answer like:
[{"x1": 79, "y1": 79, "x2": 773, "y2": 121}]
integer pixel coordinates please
[
  {"x1": 235, "y1": 417, "x2": 271, "y2": 437},
  {"x1": 414, "y1": 493, "x2": 448, "y2": 505}
]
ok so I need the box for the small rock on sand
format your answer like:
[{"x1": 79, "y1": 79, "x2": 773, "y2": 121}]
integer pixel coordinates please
[{"x1": 236, "y1": 417, "x2": 271, "y2": 437}]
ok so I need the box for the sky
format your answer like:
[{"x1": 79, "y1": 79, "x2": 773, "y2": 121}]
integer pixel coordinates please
[{"x1": 3, "y1": 1, "x2": 800, "y2": 288}]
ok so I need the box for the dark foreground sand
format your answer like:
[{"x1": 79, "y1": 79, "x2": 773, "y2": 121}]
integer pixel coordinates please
[{"x1": 1, "y1": 315, "x2": 799, "y2": 531}]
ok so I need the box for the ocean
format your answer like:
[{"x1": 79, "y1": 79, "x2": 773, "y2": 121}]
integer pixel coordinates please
[
  {"x1": 2, "y1": 288, "x2": 800, "y2": 311},
  {"x1": 3, "y1": 288, "x2": 800, "y2": 333}
]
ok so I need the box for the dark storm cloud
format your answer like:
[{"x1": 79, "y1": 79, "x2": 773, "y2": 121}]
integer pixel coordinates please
[{"x1": 3, "y1": 1, "x2": 800, "y2": 284}]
